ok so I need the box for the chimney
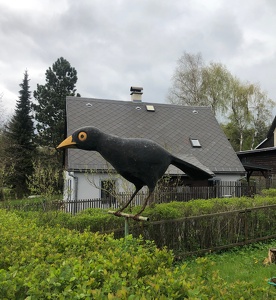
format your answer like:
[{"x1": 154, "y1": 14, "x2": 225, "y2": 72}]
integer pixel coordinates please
[{"x1": 130, "y1": 86, "x2": 143, "y2": 102}]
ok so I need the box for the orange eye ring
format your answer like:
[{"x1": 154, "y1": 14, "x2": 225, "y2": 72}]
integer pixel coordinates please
[{"x1": 78, "y1": 131, "x2": 87, "y2": 142}]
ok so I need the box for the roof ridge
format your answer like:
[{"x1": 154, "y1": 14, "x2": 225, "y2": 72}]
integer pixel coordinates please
[{"x1": 67, "y1": 96, "x2": 212, "y2": 110}]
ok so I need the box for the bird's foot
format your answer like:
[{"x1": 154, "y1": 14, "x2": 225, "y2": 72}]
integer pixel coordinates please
[
  {"x1": 133, "y1": 214, "x2": 141, "y2": 221},
  {"x1": 114, "y1": 210, "x2": 123, "y2": 217}
]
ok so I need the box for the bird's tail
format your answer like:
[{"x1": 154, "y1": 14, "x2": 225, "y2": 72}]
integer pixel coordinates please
[{"x1": 171, "y1": 155, "x2": 214, "y2": 180}]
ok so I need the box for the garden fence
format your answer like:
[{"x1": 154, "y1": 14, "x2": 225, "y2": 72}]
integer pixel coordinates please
[
  {"x1": 0, "y1": 181, "x2": 257, "y2": 214},
  {"x1": 1, "y1": 191, "x2": 276, "y2": 256},
  {"x1": 62, "y1": 180, "x2": 256, "y2": 214},
  {"x1": 112, "y1": 204, "x2": 276, "y2": 256}
]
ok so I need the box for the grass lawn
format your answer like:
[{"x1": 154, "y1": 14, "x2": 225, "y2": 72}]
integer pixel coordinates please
[{"x1": 186, "y1": 239, "x2": 276, "y2": 289}]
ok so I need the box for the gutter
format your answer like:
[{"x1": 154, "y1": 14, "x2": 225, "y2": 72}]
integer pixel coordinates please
[{"x1": 68, "y1": 172, "x2": 78, "y2": 214}]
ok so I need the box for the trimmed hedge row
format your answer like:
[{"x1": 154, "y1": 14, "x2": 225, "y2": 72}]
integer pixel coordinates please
[
  {"x1": 15, "y1": 192, "x2": 276, "y2": 234},
  {"x1": 1, "y1": 209, "x2": 276, "y2": 299}
]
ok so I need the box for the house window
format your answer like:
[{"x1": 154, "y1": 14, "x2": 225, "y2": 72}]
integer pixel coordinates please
[
  {"x1": 190, "y1": 138, "x2": 201, "y2": 148},
  {"x1": 101, "y1": 180, "x2": 116, "y2": 203}
]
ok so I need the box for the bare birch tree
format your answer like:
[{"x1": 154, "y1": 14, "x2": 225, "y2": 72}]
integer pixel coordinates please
[{"x1": 167, "y1": 52, "x2": 205, "y2": 106}]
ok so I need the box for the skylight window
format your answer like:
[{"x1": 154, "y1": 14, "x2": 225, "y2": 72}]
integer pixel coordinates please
[
  {"x1": 190, "y1": 138, "x2": 201, "y2": 148},
  {"x1": 146, "y1": 105, "x2": 155, "y2": 112}
]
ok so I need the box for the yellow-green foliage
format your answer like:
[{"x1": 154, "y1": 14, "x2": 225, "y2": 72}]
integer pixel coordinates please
[
  {"x1": 121, "y1": 192, "x2": 276, "y2": 223},
  {"x1": 1, "y1": 209, "x2": 275, "y2": 299},
  {"x1": 260, "y1": 188, "x2": 276, "y2": 197}
]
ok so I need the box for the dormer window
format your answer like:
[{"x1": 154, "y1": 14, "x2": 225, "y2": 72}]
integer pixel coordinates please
[{"x1": 190, "y1": 138, "x2": 201, "y2": 148}]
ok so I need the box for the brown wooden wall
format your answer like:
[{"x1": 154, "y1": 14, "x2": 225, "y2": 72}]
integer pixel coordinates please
[{"x1": 238, "y1": 150, "x2": 276, "y2": 175}]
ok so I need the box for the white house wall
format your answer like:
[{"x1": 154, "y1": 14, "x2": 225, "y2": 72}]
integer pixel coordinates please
[
  {"x1": 64, "y1": 171, "x2": 137, "y2": 201},
  {"x1": 216, "y1": 174, "x2": 244, "y2": 182},
  {"x1": 212, "y1": 174, "x2": 245, "y2": 197}
]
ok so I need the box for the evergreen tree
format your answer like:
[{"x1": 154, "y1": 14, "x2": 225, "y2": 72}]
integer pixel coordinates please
[
  {"x1": 4, "y1": 70, "x2": 35, "y2": 198},
  {"x1": 32, "y1": 57, "x2": 80, "y2": 161}
]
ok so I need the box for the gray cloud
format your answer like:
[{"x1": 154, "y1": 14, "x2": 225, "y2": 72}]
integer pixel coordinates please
[{"x1": 0, "y1": 0, "x2": 276, "y2": 116}]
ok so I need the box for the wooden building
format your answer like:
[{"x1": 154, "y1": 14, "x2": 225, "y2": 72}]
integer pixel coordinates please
[{"x1": 237, "y1": 116, "x2": 276, "y2": 186}]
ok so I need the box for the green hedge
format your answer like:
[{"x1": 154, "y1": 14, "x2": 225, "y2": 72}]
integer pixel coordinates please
[
  {"x1": 140, "y1": 194, "x2": 276, "y2": 221},
  {"x1": 1, "y1": 209, "x2": 275, "y2": 299},
  {"x1": 10, "y1": 191, "x2": 276, "y2": 236}
]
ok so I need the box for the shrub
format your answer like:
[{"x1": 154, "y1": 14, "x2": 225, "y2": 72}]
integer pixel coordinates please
[
  {"x1": 1, "y1": 209, "x2": 275, "y2": 299},
  {"x1": 260, "y1": 188, "x2": 276, "y2": 197},
  {"x1": 11, "y1": 191, "x2": 276, "y2": 235}
]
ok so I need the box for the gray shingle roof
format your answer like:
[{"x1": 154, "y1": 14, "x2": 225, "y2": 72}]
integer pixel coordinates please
[{"x1": 65, "y1": 96, "x2": 245, "y2": 174}]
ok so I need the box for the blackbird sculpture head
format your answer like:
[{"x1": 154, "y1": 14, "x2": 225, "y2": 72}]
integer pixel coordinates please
[{"x1": 57, "y1": 127, "x2": 102, "y2": 151}]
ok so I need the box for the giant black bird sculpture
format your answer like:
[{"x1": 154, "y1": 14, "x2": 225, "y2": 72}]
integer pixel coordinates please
[{"x1": 57, "y1": 127, "x2": 214, "y2": 215}]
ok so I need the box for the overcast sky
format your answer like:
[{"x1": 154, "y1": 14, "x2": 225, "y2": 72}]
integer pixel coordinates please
[{"x1": 1, "y1": 0, "x2": 276, "y2": 117}]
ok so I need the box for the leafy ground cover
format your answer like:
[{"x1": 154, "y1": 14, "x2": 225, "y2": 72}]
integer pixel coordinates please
[{"x1": 1, "y1": 209, "x2": 276, "y2": 299}]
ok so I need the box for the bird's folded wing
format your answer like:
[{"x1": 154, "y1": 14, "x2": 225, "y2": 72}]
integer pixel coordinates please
[{"x1": 168, "y1": 153, "x2": 214, "y2": 179}]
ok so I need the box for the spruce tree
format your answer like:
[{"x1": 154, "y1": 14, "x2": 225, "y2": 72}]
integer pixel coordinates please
[
  {"x1": 5, "y1": 70, "x2": 35, "y2": 198},
  {"x1": 32, "y1": 57, "x2": 80, "y2": 162}
]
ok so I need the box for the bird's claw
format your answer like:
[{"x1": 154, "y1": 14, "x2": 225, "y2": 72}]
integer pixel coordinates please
[
  {"x1": 133, "y1": 214, "x2": 141, "y2": 221},
  {"x1": 114, "y1": 211, "x2": 122, "y2": 217}
]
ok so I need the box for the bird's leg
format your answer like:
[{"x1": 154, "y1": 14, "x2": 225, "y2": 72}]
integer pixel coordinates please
[
  {"x1": 114, "y1": 187, "x2": 141, "y2": 216},
  {"x1": 134, "y1": 189, "x2": 154, "y2": 218}
]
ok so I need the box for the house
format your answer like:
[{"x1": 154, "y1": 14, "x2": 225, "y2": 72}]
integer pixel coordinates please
[
  {"x1": 62, "y1": 88, "x2": 245, "y2": 204},
  {"x1": 237, "y1": 116, "x2": 276, "y2": 187}
]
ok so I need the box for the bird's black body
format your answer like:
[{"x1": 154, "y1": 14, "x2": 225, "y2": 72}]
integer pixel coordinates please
[
  {"x1": 57, "y1": 126, "x2": 213, "y2": 215},
  {"x1": 99, "y1": 135, "x2": 171, "y2": 190}
]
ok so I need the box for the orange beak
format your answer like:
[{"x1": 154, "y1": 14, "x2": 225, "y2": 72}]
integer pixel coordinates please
[{"x1": 56, "y1": 135, "x2": 77, "y2": 149}]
